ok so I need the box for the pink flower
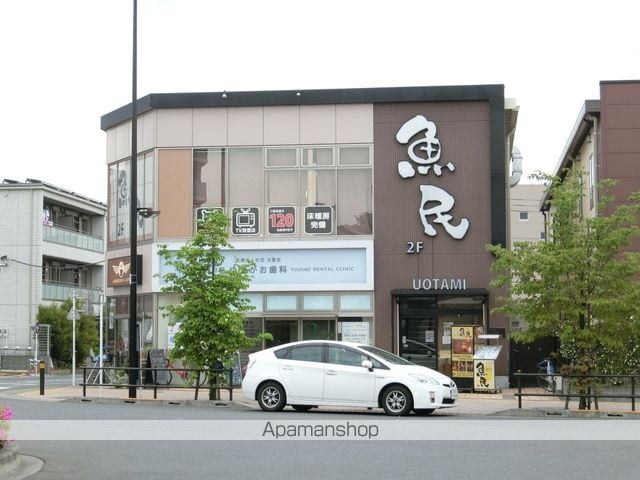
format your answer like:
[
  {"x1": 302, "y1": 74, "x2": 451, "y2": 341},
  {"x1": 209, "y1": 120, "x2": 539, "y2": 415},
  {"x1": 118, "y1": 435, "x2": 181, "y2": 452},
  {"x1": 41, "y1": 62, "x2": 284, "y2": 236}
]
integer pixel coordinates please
[{"x1": 0, "y1": 406, "x2": 12, "y2": 421}]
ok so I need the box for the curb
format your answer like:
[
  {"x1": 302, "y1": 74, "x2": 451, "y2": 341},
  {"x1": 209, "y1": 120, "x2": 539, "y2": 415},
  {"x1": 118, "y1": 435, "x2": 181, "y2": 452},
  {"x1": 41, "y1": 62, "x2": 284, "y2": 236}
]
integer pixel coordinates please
[{"x1": 0, "y1": 444, "x2": 20, "y2": 478}]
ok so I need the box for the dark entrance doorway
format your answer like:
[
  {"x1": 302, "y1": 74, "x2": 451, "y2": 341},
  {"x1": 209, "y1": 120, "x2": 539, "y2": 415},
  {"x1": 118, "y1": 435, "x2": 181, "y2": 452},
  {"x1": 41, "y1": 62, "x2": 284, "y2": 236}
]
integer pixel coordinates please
[{"x1": 398, "y1": 296, "x2": 437, "y2": 369}]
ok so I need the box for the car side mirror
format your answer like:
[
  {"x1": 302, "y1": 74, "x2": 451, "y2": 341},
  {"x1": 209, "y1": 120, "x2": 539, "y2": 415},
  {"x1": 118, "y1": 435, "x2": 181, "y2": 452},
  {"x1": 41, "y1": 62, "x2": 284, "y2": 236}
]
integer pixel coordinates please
[{"x1": 362, "y1": 359, "x2": 373, "y2": 371}]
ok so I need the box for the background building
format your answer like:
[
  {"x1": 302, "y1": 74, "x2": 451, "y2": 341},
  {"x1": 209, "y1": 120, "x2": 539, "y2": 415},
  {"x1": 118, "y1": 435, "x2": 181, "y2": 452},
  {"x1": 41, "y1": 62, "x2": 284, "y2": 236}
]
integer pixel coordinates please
[
  {"x1": 0, "y1": 179, "x2": 105, "y2": 369},
  {"x1": 542, "y1": 80, "x2": 640, "y2": 247},
  {"x1": 101, "y1": 85, "x2": 518, "y2": 389}
]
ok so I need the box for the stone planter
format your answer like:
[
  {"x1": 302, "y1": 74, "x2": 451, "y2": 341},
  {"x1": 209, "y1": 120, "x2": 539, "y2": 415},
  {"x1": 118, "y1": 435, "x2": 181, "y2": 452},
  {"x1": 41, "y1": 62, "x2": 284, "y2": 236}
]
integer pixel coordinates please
[{"x1": 0, "y1": 444, "x2": 21, "y2": 478}]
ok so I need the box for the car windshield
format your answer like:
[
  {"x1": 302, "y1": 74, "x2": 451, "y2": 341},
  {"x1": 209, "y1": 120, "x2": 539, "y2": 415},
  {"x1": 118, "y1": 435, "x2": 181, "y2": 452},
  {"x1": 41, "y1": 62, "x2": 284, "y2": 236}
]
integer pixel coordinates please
[{"x1": 359, "y1": 345, "x2": 414, "y2": 365}]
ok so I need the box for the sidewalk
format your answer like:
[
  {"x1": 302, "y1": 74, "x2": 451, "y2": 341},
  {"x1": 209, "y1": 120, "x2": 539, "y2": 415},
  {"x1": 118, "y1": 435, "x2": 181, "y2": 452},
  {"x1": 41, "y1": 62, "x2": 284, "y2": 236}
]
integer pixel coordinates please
[{"x1": 10, "y1": 381, "x2": 640, "y2": 417}]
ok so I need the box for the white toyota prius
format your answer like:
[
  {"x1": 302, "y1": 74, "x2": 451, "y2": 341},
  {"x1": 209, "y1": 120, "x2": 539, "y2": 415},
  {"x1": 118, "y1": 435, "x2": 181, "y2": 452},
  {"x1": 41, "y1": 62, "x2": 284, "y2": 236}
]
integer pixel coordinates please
[{"x1": 242, "y1": 340, "x2": 457, "y2": 416}]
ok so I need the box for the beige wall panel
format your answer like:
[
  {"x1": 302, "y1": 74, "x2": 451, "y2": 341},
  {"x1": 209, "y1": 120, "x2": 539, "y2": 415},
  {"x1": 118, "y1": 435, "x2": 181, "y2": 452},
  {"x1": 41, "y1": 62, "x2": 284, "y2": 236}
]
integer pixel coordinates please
[
  {"x1": 157, "y1": 149, "x2": 193, "y2": 238},
  {"x1": 193, "y1": 108, "x2": 228, "y2": 146},
  {"x1": 157, "y1": 109, "x2": 194, "y2": 148},
  {"x1": 264, "y1": 106, "x2": 299, "y2": 145},
  {"x1": 115, "y1": 122, "x2": 131, "y2": 161},
  {"x1": 140, "y1": 110, "x2": 156, "y2": 151},
  {"x1": 300, "y1": 105, "x2": 336, "y2": 144},
  {"x1": 228, "y1": 107, "x2": 264, "y2": 145},
  {"x1": 106, "y1": 128, "x2": 117, "y2": 163},
  {"x1": 336, "y1": 104, "x2": 374, "y2": 144}
]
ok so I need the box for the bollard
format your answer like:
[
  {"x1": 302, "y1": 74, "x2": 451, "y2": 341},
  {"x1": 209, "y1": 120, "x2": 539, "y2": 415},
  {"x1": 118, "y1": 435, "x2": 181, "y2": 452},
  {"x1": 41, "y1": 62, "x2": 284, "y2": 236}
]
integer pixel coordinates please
[{"x1": 39, "y1": 360, "x2": 45, "y2": 396}]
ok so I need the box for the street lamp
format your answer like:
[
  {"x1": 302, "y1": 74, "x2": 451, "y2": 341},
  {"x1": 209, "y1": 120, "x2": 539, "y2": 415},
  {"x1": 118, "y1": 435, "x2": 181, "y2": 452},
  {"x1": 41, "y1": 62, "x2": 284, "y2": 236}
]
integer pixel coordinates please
[{"x1": 128, "y1": 0, "x2": 139, "y2": 399}]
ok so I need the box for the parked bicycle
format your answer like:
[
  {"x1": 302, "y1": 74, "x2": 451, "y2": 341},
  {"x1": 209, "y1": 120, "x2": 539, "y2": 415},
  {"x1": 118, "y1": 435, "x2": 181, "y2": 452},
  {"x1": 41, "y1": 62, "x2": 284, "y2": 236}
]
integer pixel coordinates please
[{"x1": 537, "y1": 357, "x2": 557, "y2": 392}]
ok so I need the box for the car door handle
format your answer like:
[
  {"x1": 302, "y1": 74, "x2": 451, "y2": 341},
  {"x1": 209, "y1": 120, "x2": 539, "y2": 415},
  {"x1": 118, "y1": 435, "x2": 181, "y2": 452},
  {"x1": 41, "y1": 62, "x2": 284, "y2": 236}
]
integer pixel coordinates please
[
  {"x1": 326, "y1": 370, "x2": 337, "y2": 375},
  {"x1": 282, "y1": 365, "x2": 294, "y2": 371}
]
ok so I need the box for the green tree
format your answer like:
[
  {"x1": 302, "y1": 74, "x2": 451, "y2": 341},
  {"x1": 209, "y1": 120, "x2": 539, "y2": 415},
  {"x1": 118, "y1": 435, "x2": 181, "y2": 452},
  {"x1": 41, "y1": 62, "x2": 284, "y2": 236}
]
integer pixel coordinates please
[
  {"x1": 488, "y1": 173, "x2": 640, "y2": 407},
  {"x1": 158, "y1": 211, "x2": 268, "y2": 398},
  {"x1": 37, "y1": 299, "x2": 98, "y2": 368}
]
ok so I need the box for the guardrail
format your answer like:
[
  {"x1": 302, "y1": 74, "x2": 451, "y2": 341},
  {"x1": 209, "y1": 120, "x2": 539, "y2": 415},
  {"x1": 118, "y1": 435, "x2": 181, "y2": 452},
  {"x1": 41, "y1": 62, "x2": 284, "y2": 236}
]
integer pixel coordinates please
[
  {"x1": 513, "y1": 372, "x2": 639, "y2": 411},
  {"x1": 80, "y1": 365, "x2": 236, "y2": 401}
]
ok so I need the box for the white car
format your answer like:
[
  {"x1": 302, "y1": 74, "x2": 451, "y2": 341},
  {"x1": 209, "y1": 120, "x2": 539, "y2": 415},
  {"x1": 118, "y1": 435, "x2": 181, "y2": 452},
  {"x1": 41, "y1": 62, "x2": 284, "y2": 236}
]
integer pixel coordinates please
[{"x1": 242, "y1": 340, "x2": 457, "y2": 416}]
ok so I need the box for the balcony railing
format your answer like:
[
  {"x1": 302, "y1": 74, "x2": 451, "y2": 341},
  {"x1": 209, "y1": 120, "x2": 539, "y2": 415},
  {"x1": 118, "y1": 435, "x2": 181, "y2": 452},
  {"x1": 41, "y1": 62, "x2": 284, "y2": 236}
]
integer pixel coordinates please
[
  {"x1": 42, "y1": 282, "x2": 102, "y2": 305},
  {"x1": 43, "y1": 223, "x2": 104, "y2": 253}
]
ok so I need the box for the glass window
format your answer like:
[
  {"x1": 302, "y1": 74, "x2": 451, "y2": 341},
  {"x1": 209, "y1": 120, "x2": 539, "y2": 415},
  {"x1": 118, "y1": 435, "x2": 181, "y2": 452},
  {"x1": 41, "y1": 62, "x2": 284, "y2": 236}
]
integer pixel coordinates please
[
  {"x1": 328, "y1": 346, "x2": 368, "y2": 367},
  {"x1": 194, "y1": 149, "x2": 224, "y2": 207},
  {"x1": 519, "y1": 212, "x2": 528, "y2": 221},
  {"x1": 300, "y1": 169, "x2": 335, "y2": 207},
  {"x1": 108, "y1": 160, "x2": 130, "y2": 246},
  {"x1": 339, "y1": 146, "x2": 370, "y2": 165},
  {"x1": 266, "y1": 148, "x2": 297, "y2": 167},
  {"x1": 266, "y1": 295, "x2": 297, "y2": 310},
  {"x1": 302, "y1": 147, "x2": 334, "y2": 166},
  {"x1": 289, "y1": 345, "x2": 324, "y2": 363},
  {"x1": 337, "y1": 168, "x2": 372, "y2": 235},
  {"x1": 265, "y1": 320, "x2": 298, "y2": 348},
  {"x1": 229, "y1": 148, "x2": 263, "y2": 206},
  {"x1": 241, "y1": 293, "x2": 263, "y2": 312},
  {"x1": 302, "y1": 320, "x2": 335, "y2": 340},
  {"x1": 139, "y1": 152, "x2": 155, "y2": 241},
  {"x1": 266, "y1": 170, "x2": 299, "y2": 205},
  {"x1": 339, "y1": 294, "x2": 372, "y2": 311},
  {"x1": 303, "y1": 295, "x2": 334, "y2": 311}
]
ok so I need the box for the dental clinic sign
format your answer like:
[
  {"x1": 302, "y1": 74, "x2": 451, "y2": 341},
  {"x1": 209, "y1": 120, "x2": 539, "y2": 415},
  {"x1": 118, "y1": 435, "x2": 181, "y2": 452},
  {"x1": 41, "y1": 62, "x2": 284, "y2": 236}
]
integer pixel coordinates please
[{"x1": 397, "y1": 115, "x2": 469, "y2": 240}]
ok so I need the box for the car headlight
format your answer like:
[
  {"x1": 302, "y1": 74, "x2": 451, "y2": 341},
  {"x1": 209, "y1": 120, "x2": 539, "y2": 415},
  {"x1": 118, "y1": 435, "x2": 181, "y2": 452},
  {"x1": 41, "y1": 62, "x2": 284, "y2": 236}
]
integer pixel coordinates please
[{"x1": 408, "y1": 373, "x2": 439, "y2": 385}]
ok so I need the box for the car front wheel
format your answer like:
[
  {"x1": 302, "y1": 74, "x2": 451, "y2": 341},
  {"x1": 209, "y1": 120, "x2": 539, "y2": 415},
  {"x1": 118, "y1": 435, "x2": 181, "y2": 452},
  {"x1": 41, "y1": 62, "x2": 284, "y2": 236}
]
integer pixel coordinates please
[
  {"x1": 257, "y1": 381, "x2": 286, "y2": 411},
  {"x1": 381, "y1": 385, "x2": 413, "y2": 416}
]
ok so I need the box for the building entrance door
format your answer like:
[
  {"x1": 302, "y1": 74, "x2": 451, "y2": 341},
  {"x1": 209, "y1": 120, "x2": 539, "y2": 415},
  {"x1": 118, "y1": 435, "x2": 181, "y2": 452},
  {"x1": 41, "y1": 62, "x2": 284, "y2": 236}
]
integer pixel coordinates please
[{"x1": 398, "y1": 296, "x2": 437, "y2": 370}]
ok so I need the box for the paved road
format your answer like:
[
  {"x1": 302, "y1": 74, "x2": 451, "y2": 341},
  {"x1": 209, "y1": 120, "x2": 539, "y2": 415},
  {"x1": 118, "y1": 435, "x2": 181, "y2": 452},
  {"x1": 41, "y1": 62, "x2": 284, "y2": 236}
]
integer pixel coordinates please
[{"x1": 1, "y1": 375, "x2": 639, "y2": 480}]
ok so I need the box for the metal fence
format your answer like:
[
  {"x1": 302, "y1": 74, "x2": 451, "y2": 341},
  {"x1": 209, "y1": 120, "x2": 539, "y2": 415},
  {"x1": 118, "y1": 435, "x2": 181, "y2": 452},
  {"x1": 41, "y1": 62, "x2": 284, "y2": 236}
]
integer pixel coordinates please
[
  {"x1": 513, "y1": 372, "x2": 639, "y2": 411},
  {"x1": 80, "y1": 365, "x2": 236, "y2": 401}
]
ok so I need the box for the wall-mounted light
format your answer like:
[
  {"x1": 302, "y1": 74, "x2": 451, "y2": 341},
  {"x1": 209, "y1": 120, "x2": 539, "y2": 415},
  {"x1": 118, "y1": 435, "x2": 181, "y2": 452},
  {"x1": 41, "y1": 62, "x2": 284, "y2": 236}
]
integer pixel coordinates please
[
  {"x1": 221, "y1": 91, "x2": 228, "y2": 99},
  {"x1": 0, "y1": 255, "x2": 8, "y2": 267}
]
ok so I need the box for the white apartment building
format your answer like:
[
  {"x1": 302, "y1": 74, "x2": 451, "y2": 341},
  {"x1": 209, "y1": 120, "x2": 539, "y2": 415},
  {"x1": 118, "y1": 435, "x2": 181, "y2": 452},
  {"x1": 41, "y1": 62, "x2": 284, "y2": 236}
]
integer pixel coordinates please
[{"x1": 0, "y1": 179, "x2": 105, "y2": 368}]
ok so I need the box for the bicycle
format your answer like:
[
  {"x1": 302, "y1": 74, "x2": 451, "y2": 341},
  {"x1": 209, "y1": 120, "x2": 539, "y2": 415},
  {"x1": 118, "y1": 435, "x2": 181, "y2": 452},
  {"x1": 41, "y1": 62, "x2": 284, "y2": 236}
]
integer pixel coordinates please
[{"x1": 537, "y1": 358, "x2": 557, "y2": 392}]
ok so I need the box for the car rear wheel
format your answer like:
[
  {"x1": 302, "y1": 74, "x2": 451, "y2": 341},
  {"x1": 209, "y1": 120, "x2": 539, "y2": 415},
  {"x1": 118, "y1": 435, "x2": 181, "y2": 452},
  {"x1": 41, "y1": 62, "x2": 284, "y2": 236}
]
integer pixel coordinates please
[
  {"x1": 381, "y1": 385, "x2": 413, "y2": 416},
  {"x1": 257, "y1": 382, "x2": 286, "y2": 411},
  {"x1": 413, "y1": 408, "x2": 435, "y2": 416},
  {"x1": 291, "y1": 405, "x2": 314, "y2": 412}
]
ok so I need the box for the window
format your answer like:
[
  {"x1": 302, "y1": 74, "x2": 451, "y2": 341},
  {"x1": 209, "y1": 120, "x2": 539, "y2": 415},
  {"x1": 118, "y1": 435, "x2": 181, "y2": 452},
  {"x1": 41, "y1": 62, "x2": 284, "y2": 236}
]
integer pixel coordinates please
[
  {"x1": 108, "y1": 152, "x2": 155, "y2": 246},
  {"x1": 540, "y1": 231, "x2": 546, "y2": 240},
  {"x1": 328, "y1": 346, "x2": 368, "y2": 367},
  {"x1": 302, "y1": 147, "x2": 333, "y2": 166},
  {"x1": 265, "y1": 170, "x2": 299, "y2": 205},
  {"x1": 339, "y1": 146, "x2": 370, "y2": 165},
  {"x1": 193, "y1": 149, "x2": 224, "y2": 207},
  {"x1": 228, "y1": 148, "x2": 263, "y2": 206},
  {"x1": 266, "y1": 148, "x2": 297, "y2": 167},
  {"x1": 337, "y1": 168, "x2": 372, "y2": 234},
  {"x1": 519, "y1": 212, "x2": 529, "y2": 221},
  {"x1": 300, "y1": 169, "x2": 335, "y2": 207},
  {"x1": 289, "y1": 345, "x2": 324, "y2": 362}
]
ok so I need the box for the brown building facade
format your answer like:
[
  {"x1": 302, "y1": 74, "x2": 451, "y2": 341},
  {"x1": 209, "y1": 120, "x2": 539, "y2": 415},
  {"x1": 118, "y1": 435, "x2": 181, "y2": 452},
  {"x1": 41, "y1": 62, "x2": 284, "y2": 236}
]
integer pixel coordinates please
[{"x1": 101, "y1": 85, "x2": 517, "y2": 389}]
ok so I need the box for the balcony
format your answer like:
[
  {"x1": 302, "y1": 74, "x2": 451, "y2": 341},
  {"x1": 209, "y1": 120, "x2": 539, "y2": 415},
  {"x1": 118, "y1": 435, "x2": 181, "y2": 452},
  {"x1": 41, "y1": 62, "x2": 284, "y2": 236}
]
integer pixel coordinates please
[
  {"x1": 42, "y1": 282, "x2": 103, "y2": 312},
  {"x1": 43, "y1": 223, "x2": 104, "y2": 253}
]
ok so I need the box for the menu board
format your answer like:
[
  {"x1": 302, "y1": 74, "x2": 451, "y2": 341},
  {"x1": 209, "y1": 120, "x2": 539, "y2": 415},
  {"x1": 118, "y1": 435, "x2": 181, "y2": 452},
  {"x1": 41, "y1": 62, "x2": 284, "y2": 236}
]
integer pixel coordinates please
[{"x1": 451, "y1": 326, "x2": 474, "y2": 378}]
